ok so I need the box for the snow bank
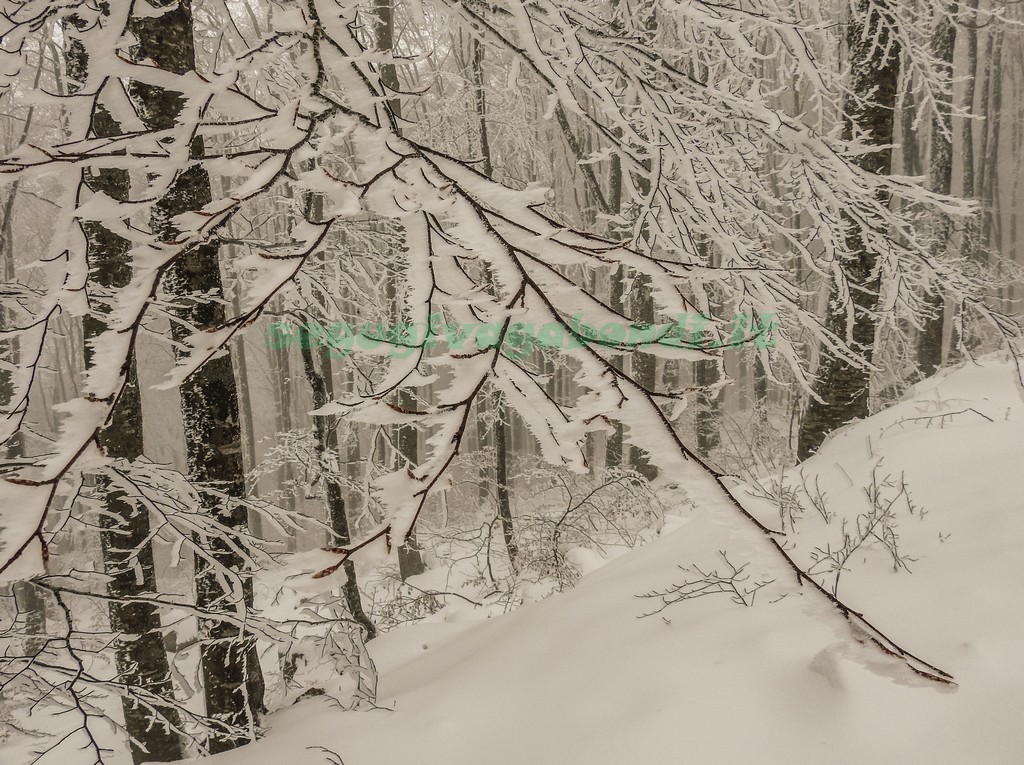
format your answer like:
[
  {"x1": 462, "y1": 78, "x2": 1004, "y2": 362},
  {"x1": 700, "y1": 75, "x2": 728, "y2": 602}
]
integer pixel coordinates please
[{"x1": 206, "y1": 356, "x2": 1024, "y2": 765}]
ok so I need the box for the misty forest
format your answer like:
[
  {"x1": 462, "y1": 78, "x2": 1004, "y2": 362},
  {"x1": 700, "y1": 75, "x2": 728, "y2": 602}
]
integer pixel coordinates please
[{"x1": 1, "y1": 0, "x2": 1023, "y2": 763}]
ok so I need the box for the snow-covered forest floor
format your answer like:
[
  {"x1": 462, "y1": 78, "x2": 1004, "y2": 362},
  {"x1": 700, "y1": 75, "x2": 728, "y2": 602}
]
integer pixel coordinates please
[{"x1": 177, "y1": 355, "x2": 1024, "y2": 765}]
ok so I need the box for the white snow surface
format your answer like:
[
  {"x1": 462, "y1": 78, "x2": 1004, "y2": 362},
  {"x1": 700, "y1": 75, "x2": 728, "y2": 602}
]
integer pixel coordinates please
[{"x1": 208, "y1": 357, "x2": 1023, "y2": 764}]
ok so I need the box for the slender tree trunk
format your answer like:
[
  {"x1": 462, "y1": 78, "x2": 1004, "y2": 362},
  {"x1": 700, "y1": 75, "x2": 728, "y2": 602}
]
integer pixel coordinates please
[
  {"x1": 797, "y1": 0, "x2": 900, "y2": 460},
  {"x1": 692, "y1": 241, "x2": 722, "y2": 457},
  {"x1": 66, "y1": 20, "x2": 186, "y2": 763},
  {"x1": 955, "y1": 0, "x2": 980, "y2": 364},
  {"x1": 899, "y1": 63, "x2": 922, "y2": 178},
  {"x1": 960, "y1": 0, "x2": 978, "y2": 208},
  {"x1": 1011, "y1": 89, "x2": 1024, "y2": 309},
  {"x1": 299, "y1": 331, "x2": 377, "y2": 638},
  {"x1": 917, "y1": 2, "x2": 957, "y2": 377},
  {"x1": 590, "y1": 2, "x2": 625, "y2": 469},
  {"x1": 694, "y1": 359, "x2": 721, "y2": 456},
  {"x1": 630, "y1": 277, "x2": 660, "y2": 479},
  {"x1": 686, "y1": 49, "x2": 723, "y2": 463},
  {"x1": 752, "y1": 353, "x2": 769, "y2": 425},
  {"x1": 973, "y1": 25, "x2": 1001, "y2": 265},
  {"x1": 128, "y1": 1, "x2": 264, "y2": 750},
  {"x1": 470, "y1": 38, "x2": 518, "y2": 569},
  {"x1": 231, "y1": 278, "x2": 261, "y2": 539},
  {"x1": 605, "y1": 263, "x2": 626, "y2": 469},
  {"x1": 376, "y1": 0, "x2": 426, "y2": 580},
  {"x1": 269, "y1": 298, "x2": 298, "y2": 518},
  {"x1": 980, "y1": 31, "x2": 1004, "y2": 263},
  {"x1": 468, "y1": 32, "x2": 494, "y2": 509},
  {"x1": 607, "y1": 55, "x2": 660, "y2": 449},
  {"x1": 292, "y1": 185, "x2": 374, "y2": 633}
]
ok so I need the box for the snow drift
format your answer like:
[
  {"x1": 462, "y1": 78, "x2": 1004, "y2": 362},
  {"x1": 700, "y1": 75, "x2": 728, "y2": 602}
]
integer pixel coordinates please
[{"x1": 206, "y1": 357, "x2": 1024, "y2": 765}]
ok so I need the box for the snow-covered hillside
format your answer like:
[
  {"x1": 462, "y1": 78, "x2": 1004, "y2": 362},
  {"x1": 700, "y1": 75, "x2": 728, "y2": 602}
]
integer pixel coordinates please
[{"x1": 207, "y1": 357, "x2": 1024, "y2": 765}]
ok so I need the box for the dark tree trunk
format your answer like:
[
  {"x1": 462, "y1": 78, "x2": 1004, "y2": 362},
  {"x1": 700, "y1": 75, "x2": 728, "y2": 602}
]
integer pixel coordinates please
[
  {"x1": 917, "y1": 3, "x2": 957, "y2": 378},
  {"x1": 394, "y1": 398, "x2": 427, "y2": 579},
  {"x1": 269, "y1": 298, "x2": 298, "y2": 518},
  {"x1": 899, "y1": 64, "x2": 922, "y2": 178},
  {"x1": 231, "y1": 286, "x2": 261, "y2": 537},
  {"x1": 128, "y1": 1, "x2": 264, "y2": 751},
  {"x1": 299, "y1": 332, "x2": 377, "y2": 638},
  {"x1": 693, "y1": 243, "x2": 721, "y2": 458},
  {"x1": 752, "y1": 353, "x2": 769, "y2": 425},
  {"x1": 629, "y1": 277, "x2": 660, "y2": 480},
  {"x1": 453, "y1": 36, "x2": 494, "y2": 510},
  {"x1": 956, "y1": 0, "x2": 980, "y2": 356},
  {"x1": 470, "y1": 37, "x2": 518, "y2": 569},
  {"x1": 797, "y1": 0, "x2": 899, "y2": 461},
  {"x1": 605, "y1": 265, "x2": 626, "y2": 469},
  {"x1": 694, "y1": 357, "x2": 721, "y2": 457},
  {"x1": 960, "y1": 0, "x2": 979, "y2": 207},
  {"x1": 980, "y1": 31, "x2": 1004, "y2": 261},
  {"x1": 375, "y1": 0, "x2": 427, "y2": 580},
  {"x1": 66, "y1": 20, "x2": 186, "y2": 763}
]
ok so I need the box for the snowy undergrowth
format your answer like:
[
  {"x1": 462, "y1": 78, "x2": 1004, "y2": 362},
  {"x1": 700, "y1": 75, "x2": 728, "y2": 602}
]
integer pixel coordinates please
[
  {"x1": 361, "y1": 468, "x2": 669, "y2": 631},
  {"x1": 206, "y1": 356, "x2": 1024, "y2": 764}
]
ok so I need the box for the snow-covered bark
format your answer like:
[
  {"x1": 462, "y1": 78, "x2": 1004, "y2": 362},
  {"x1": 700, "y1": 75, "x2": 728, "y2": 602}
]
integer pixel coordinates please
[
  {"x1": 374, "y1": 0, "x2": 428, "y2": 581},
  {"x1": 126, "y1": 0, "x2": 266, "y2": 749},
  {"x1": 67, "y1": 11, "x2": 188, "y2": 760},
  {"x1": 797, "y1": 0, "x2": 902, "y2": 460},
  {"x1": 297, "y1": 321, "x2": 377, "y2": 638},
  {"x1": 917, "y1": 2, "x2": 957, "y2": 377},
  {"x1": 469, "y1": 34, "x2": 518, "y2": 568}
]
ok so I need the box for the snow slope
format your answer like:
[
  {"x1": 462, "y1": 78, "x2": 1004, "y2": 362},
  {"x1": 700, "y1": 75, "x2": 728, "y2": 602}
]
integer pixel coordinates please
[{"x1": 207, "y1": 357, "x2": 1024, "y2": 765}]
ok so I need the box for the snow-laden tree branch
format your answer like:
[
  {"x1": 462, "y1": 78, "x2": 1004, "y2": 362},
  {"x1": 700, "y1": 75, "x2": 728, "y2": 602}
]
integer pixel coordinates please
[{"x1": 3, "y1": 0, "x2": 1005, "y2": 715}]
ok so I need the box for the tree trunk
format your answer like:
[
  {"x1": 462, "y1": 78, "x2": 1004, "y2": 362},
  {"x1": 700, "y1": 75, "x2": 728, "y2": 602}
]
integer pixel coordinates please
[
  {"x1": 299, "y1": 331, "x2": 377, "y2": 639},
  {"x1": 916, "y1": 2, "x2": 957, "y2": 378},
  {"x1": 629, "y1": 276, "x2": 660, "y2": 479},
  {"x1": 752, "y1": 352, "x2": 769, "y2": 426},
  {"x1": 694, "y1": 357, "x2": 721, "y2": 457},
  {"x1": 470, "y1": 37, "x2": 518, "y2": 569},
  {"x1": 899, "y1": 61, "x2": 922, "y2": 178},
  {"x1": 376, "y1": 0, "x2": 427, "y2": 580},
  {"x1": 66, "y1": 20, "x2": 186, "y2": 763},
  {"x1": 272, "y1": 299, "x2": 299, "y2": 518},
  {"x1": 605, "y1": 264, "x2": 626, "y2": 469},
  {"x1": 693, "y1": 243, "x2": 722, "y2": 458},
  {"x1": 973, "y1": 25, "x2": 1003, "y2": 265},
  {"x1": 960, "y1": 0, "x2": 979, "y2": 207},
  {"x1": 797, "y1": 0, "x2": 900, "y2": 460},
  {"x1": 233, "y1": 312, "x2": 261, "y2": 533},
  {"x1": 128, "y1": 0, "x2": 264, "y2": 750},
  {"x1": 980, "y1": 31, "x2": 1004, "y2": 262}
]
